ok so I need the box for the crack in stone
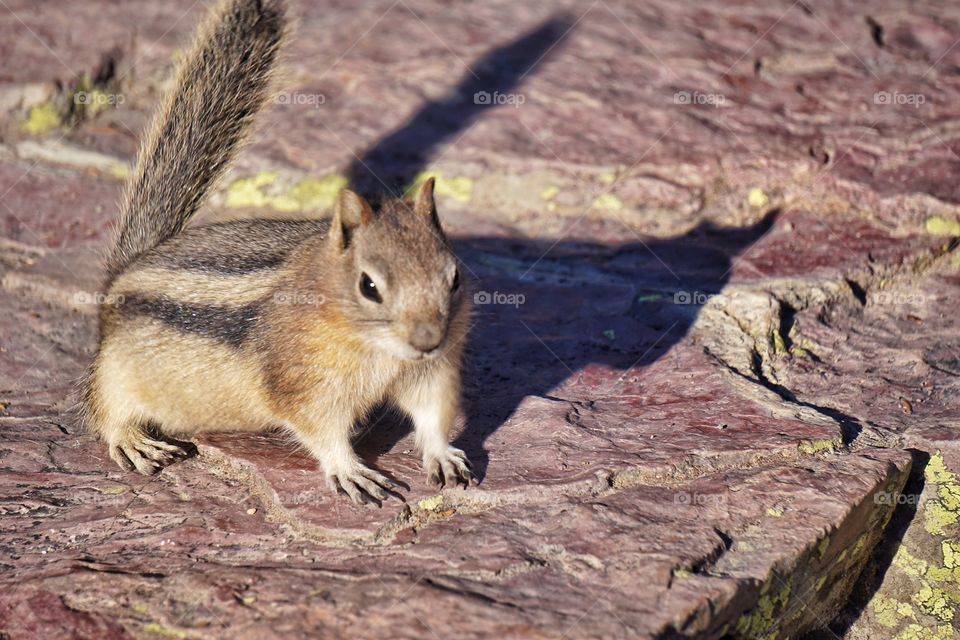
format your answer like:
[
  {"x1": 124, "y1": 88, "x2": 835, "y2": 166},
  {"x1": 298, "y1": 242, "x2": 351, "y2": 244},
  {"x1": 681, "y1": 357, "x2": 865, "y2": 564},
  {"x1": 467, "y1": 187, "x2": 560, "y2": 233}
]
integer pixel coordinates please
[
  {"x1": 196, "y1": 425, "x2": 885, "y2": 551},
  {"x1": 419, "y1": 576, "x2": 535, "y2": 615},
  {"x1": 694, "y1": 236, "x2": 960, "y2": 455},
  {"x1": 438, "y1": 556, "x2": 548, "y2": 583},
  {"x1": 685, "y1": 527, "x2": 734, "y2": 579}
]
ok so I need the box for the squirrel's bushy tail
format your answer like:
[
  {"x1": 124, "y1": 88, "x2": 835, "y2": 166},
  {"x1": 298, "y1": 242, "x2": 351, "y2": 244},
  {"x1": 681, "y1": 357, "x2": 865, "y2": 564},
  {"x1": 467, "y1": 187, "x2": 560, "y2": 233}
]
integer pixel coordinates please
[{"x1": 106, "y1": 0, "x2": 286, "y2": 278}]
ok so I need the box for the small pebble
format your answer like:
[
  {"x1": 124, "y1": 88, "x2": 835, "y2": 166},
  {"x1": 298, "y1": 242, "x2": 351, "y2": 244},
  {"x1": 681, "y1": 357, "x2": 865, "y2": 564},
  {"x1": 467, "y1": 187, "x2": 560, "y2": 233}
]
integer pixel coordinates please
[
  {"x1": 246, "y1": 508, "x2": 257, "y2": 515},
  {"x1": 747, "y1": 187, "x2": 769, "y2": 208},
  {"x1": 898, "y1": 398, "x2": 913, "y2": 415}
]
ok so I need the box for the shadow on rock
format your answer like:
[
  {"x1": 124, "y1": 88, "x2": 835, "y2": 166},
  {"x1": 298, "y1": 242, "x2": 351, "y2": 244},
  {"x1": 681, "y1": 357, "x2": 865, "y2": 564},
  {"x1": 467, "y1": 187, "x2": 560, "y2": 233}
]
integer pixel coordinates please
[
  {"x1": 346, "y1": 13, "x2": 575, "y2": 196},
  {"x1": 358, "y1": 212, "x2": 779, "y2": 480},
  {"x1": 337, "y1": 11, "x2": 779, "y2": 480}
]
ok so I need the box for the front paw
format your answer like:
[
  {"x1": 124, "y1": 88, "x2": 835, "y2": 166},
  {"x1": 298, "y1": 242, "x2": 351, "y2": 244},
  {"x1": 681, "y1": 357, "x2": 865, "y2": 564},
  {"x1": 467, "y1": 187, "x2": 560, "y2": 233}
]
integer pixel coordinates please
[
  {"x1": 325, "y1": 461, "x2": 402, "y2": 506},
  {"x1": 424, "y1": 447, "x2": 473, "y2": 488}
]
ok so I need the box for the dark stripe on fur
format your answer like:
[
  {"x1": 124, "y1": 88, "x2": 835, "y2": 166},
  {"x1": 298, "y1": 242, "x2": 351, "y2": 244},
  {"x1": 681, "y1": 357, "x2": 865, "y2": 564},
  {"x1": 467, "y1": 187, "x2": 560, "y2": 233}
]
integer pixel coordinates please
[
  {"x1": 117, "y1": 295, "x2": 260, "y2": 348},
  {"x1": 134, "y1": 219, "x2": 328, "y2": 275}
]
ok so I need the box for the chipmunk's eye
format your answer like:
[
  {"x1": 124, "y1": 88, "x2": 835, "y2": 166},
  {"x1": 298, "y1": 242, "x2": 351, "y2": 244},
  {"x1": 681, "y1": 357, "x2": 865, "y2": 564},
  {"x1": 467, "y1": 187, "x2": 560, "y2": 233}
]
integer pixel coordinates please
[
  {"x1": 451, "y1": 268, "x2": 461, "y2": 292},
  {"x1": 360, "y1": 272, "x2": 382, "y2": 303}
]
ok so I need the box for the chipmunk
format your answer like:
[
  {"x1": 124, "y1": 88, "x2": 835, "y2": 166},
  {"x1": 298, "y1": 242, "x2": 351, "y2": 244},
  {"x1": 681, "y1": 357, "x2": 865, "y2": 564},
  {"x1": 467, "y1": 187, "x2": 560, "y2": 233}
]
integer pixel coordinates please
[{"x1": 80, "y1": 0, "x2": 474, "y2": 505}]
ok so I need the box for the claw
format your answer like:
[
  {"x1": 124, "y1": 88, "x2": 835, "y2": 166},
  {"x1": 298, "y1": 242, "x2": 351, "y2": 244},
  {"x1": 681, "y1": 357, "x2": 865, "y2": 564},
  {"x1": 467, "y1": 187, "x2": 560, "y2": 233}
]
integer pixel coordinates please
[
  {"x1": 326, "y1": 462, "x2": 404, "y2": 505},
  {"x1": 424, "y1": 447, "x2": 474, "y2": 490},
  {"x1": 109, "y1": 432, "x2": 189, "y2": 475},
  {"x1": 336, "y1": 476, "x2": 368, "y2": 505},
  {"x1": 109, "y1": 445, "x2": 135, "y2": 472}
]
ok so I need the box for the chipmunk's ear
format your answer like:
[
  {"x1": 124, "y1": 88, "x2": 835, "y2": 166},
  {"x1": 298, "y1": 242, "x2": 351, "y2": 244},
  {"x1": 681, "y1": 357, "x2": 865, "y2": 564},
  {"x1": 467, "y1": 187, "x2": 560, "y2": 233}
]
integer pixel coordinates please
[
  {"x1": 330, "y1": 189, "x2": 373, "y2": 249},
  {"x1": 413, "y1": 177, "x2": 441, "y2": 228}
]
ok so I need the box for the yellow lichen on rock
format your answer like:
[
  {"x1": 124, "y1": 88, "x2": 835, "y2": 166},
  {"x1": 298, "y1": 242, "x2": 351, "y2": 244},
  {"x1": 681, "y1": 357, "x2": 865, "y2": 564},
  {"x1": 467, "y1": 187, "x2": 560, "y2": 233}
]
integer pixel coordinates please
[
  {"x1": 274, "y1": 175, "x2": 348, "y2": 212},
  {"x1": 912, "y1": 583, "x2": 955, "y2": 622},
  {"x1": 817, "y1": 536, "x2": 831, "y2": 559},
  {"x1": 591, "y1": 194, "x2": 623, "y2": 211},
  {"x1": 924, "y1": 452, "x2": 960, "y2": 536},
  {"x1": 871, "y1": 593, "x2": 916, "y2": 628},
  {"x1": 225, "y1": 172, "x2": 278, "y2": 209},
  {"x1": 893, "y1": 545, "x2": 929, "y2": 578},
  {"x1": 748, "y1": 187, "x2": 770, "y2": 209},
  {"x1": 540, "y1": 185, "x2": 560, "y2": 200},
  {"x1": 888, "y1": 521, "x2": 960, "y2": 627},
  {"x1": 418, "y1": 495, "x2": 443, "y2": 511},
  {"x1": 798, "y1": 438, "x2": 838, "y2": 455},
  {"x1": 925, "y1": 216, "x2": 960, "y2": 236},
  {"x1": 108, "y1": 163, "x2": 130, "y2": 179},
  {"x1": 735, "y1": 577, "x2": 791, "y2": 639},
  {"x1": 142, "y1": 622, "x2": 188, "y2": 639},
  {"x1": 22, "y1": 102, "x2": 60, "y2": 135},
  {"x1": 943, "y1": 540, "x2": 960, "y2": 570},
  {"x1": 225, "y1": 172, "x2": 348, "y2": 213},
  {"x1": 895, "y1": 623, "x2": 955, "y2": 640}
]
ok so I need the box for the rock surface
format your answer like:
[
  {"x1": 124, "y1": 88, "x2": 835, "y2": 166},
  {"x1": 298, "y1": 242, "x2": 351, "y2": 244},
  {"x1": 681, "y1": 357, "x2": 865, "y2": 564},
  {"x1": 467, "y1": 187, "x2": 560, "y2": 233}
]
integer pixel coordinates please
[{"x1": 0, "y1": 0, "x2": 958, "y2": 638}]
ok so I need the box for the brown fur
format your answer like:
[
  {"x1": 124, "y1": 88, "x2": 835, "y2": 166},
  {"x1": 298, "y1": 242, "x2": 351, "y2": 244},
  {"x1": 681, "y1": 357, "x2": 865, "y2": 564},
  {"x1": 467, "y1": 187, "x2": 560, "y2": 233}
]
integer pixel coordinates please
[
  {"x1": 82, "y1": 0, "x2": 473, "y2": 504},
  {"x1": 105, "y1": 0, "x2": 286, "y2": 279}
]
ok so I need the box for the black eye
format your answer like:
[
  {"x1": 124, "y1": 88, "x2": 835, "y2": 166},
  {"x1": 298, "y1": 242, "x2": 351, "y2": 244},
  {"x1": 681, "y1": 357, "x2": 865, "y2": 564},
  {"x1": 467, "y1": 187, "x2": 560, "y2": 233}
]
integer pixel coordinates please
[
  {"x1": 360, "y1": 272, "x2": 382, "y2": 303},
  {"x1": 451, "y1": 268, "x2": 460, "y2": 292}
]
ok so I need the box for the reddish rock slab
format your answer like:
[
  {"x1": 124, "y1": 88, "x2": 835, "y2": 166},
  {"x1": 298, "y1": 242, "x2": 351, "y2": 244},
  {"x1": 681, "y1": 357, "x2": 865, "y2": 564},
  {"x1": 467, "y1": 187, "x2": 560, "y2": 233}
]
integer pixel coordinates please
[
  {"x1": 0, "y1": 160, "x2": 117, "y2": 249},
  {"x1": 1, "y1": 0, "x2": 959, "y2": 638}
]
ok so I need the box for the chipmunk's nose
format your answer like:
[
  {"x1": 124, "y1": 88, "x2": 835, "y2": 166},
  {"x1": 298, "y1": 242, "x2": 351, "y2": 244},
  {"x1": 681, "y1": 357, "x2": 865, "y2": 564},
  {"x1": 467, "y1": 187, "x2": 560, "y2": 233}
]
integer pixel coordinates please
[{"x1": 409, "y1": 323, "x2": 443, "y2": 353}]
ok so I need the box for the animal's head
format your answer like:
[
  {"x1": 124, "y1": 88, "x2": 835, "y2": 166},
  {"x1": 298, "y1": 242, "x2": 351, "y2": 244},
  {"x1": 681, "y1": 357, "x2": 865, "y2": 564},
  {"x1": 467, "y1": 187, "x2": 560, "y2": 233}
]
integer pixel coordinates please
[{"x1": 326, "y1": 179, "x2": 469, "y2": 360}]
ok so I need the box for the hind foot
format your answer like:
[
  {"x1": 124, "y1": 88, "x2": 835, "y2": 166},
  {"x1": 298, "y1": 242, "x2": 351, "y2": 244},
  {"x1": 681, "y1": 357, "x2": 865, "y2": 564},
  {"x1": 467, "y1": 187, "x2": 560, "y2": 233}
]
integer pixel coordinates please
[{"x1": 109, "y1": 432, "x2": 189, "y2": 475}]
